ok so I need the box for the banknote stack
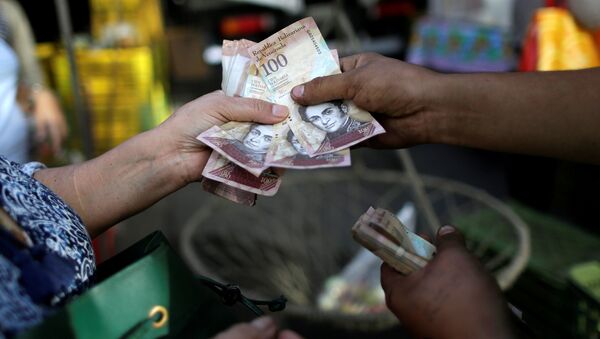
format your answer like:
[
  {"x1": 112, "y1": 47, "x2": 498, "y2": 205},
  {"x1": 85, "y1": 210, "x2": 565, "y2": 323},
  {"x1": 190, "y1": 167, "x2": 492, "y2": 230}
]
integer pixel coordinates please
[
  {"x1": 352, "y1": 207, "x2": 436, "y2": 274},
  {"x1": 198, "y1": 17, "x2": 385, "y2": 205}
]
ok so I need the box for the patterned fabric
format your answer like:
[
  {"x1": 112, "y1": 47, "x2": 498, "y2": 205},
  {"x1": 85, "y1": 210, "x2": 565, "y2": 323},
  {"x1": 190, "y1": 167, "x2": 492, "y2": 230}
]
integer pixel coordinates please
[{"x1": 0, "y1": 156, "x2": 95, "y2": 337}]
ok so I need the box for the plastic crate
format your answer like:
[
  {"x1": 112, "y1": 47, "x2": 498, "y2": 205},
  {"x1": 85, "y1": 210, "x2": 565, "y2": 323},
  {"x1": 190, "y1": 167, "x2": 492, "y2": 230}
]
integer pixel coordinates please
[
  {"x1": 569, "y1": 261, "x2": 600, "y2": 339},
  {"x1": 90, "y1": 0, "x2": 165, "y2": 46},
  {"x1": 455, "y1": 203, "x2": 600, "y2": 338},
  {"x1": 52, "y1": 47, "x2": 168, "y2": 154}
]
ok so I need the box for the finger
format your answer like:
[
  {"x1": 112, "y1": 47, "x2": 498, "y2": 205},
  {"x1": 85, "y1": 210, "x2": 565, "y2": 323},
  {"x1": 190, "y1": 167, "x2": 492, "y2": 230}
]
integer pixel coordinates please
[
  {"x1": 291, "y1": 73, "x2": 355, "y2": 106},
  {"x1": 380, "y1": 262, "x2": 406, "y2": 294},
  {"x1": 339, "y1": 54, "x2": 362, "y2": 72},
  {"x1": 214, "y1": 317, "x2": 277, "y2": 339},
  {"x1": 250, "y1": 316, "x2": 277, "y2": 339},
  {"x1": 435, "y1": 225, "x2": 466, "y2": 253},
  {"x1": 381, "y1": 263, "x2": 413, "y2": 316},
  {"x1": 213, "y1": 324, "x2": 261, "y2": 339},
  {"x1": 278, "y1": 330, "x2": 305, "y2": 339},
  {"x1": 225, "y1": 97, "x2": 289, "y2": 125}
]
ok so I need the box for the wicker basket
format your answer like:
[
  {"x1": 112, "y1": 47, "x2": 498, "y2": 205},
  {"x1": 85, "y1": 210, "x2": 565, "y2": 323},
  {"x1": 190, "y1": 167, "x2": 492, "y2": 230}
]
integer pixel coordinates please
[{"x1": 180, "y1": 151, "x2": 530, "y2": 331}]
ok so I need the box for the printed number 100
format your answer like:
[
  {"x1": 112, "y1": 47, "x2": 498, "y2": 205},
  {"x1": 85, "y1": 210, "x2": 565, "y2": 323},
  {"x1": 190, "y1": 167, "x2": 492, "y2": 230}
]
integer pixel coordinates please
[{"x1": 260, "y1": 54, "x2": 288, "y2": 76}]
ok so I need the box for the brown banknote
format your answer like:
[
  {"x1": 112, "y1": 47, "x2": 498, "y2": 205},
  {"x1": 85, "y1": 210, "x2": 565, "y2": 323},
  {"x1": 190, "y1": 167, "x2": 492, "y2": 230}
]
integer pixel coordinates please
[
  {"x1": 201, "y1": 177, "x2": 256, "y2": 206},
  {"x1": 202, "y1": 150, "x2": 281, "y2": 196}
]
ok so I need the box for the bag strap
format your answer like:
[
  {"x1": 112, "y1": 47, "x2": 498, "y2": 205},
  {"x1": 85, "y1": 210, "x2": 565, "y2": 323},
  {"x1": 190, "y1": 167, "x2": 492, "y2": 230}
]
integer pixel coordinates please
[
  {"x1": 115, "y1": 276, "x2": 286, "y2": 338},
  {"x1": 119, "y1": 306, "x2": 167, "y2": 339},
  {"x1": 198, "y1": 276, "x2": 287, "y2": 316}
]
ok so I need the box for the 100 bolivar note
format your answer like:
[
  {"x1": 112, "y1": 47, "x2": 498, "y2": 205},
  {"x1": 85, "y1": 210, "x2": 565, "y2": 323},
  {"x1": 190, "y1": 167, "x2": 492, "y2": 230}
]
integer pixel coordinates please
[
  {"x1": 202, "y1": 151, "x2": 281, "y2": 196},
  {"x1": 199, "y1": 17, "x2": 384, "y2": 203},
  {"x1": 201, "y1": 177, "x2": 257, "y2": 206},
  {"x1": 199, "y1": 34, "x2": 351, "y2": 175},
  {"x1": 247, "y1": 17, "x2": 385, "y2": 156}
]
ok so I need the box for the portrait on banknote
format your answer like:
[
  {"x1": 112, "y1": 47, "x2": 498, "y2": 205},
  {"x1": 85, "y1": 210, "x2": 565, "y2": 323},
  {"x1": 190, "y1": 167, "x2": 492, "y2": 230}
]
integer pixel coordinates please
[
  {"x1": 265, "y1": 128, "x2": 351, "y2": 168},
  {"x1": 239, "y1": 124, "x2": 274, "y2": 162},
  {"x1": 198, "y1": 123, "x2": 274, "y2": 175},
  {"x1": 293, "y1": 100, "x2": 384, "y2": 155}
]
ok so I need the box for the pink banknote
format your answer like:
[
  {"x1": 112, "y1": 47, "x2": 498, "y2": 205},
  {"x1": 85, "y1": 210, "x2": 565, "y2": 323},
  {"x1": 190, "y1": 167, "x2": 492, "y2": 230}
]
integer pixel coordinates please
[{"x1": 202, "y1": 151, "x2": 281, "y2": 196}]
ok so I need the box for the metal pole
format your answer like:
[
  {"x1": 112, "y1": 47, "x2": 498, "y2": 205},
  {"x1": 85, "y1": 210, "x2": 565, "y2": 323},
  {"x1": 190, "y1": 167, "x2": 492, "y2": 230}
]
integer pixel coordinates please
[
  {"x1": 54, "y1": 0, "x2": 93, "y2": 159},
  {"x1": 397, "y1": 149, "x2": 441, "y2": 235}
]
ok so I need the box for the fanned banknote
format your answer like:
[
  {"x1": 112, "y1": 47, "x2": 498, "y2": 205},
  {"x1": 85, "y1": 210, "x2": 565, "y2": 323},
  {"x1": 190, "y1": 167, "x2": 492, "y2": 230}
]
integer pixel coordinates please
[
  {"x1": 200, "y1": 17, "x2": 386, "y2": 204},
  {"x1": 199, "y1": 33, "x2": 352, "y2": 176},
  {"x1": 247, "y1": 17, "x2": 385, "y2": 156},
  {"x1": 202, "y1": 151, "x2": 281, "y2": 196}
]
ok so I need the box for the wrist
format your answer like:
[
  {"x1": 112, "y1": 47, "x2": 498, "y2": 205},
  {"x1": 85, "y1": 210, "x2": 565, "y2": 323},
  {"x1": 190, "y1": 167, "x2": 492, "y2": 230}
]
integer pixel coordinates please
[
  {"x1": 420, "y1": 73, "x2": 469, "y2": 146},
  {"x1": 142, "y1": 127, "x2": 189, "y2": 188},
  {"x1": 148, "y1": 124, "x2": 207, "y2": 186}
]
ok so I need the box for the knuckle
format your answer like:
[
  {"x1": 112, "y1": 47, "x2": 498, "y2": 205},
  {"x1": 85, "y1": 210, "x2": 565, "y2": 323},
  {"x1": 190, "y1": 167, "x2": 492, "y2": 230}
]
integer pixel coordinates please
[
  {"x1": 345, "y1": 75, "x2": 359, "y2": 99},
  {"x1": 360, "y1": 52, "x2": 378, "y2": 64},
  {"x1": 309, "y1": 76, "x2": 326, "y2": 92},
  {"x1": 362, "y1": 52, "x2": 377, "y2": 60},
  {"x1": 250, "y1": 98, "x2": 268, "y2": 114}
]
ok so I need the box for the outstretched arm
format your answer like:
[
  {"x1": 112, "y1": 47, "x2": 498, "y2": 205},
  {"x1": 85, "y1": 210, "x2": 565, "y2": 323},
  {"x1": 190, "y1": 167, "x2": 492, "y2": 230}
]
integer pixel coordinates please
[
  {"x1": 34, "y1": 92, "x2": 289, "y2": 237},
  {"x1": 292, "y1": 53, "x2": 600, "y2": 164}
]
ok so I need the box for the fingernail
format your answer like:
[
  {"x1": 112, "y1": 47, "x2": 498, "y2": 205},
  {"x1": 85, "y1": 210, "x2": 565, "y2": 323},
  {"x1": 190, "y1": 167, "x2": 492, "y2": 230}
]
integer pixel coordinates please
[
  {"x1": 292, "y1": 85, "x2": 304, "y2": 98},
  {"x1": 250, "y1": 316, "x2": 274, "y2": 330},
  {"x1": 438, "y1": 225, "x2": 455, "y2": 236},
  {"x1": 272, "y1": 105, "x2": 289, "y2": 118}
]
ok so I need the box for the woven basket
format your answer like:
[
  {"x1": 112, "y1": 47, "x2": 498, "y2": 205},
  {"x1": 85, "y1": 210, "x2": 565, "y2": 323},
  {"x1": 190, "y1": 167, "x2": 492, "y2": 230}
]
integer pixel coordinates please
[{"x1": 180, "y1": 151, "x2": 530, "y2": 331}]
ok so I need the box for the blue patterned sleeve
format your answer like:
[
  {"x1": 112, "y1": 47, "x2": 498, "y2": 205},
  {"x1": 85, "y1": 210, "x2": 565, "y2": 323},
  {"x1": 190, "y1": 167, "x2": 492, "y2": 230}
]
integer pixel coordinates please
[
  {"x1": 19, "y1": 161, "x2": 47, "y2": 177},
  {"x1": 0, "y1": 156, "x2": 96, "y2": 336}
]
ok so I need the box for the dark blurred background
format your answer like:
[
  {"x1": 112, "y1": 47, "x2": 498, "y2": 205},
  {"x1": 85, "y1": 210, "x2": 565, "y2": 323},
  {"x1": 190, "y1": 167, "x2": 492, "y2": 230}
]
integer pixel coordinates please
[{"x1": 14, "y1": 0, "x2": 600, "y2": 338}]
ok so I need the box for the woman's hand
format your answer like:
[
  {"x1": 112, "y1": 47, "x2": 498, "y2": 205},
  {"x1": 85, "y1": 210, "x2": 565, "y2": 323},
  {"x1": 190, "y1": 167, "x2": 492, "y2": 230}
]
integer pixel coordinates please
[
  {"x1": 31, "y1": 87, "x2": 68, "y2": 156},
  {"x1": 213, "y1": 317, "x2": 303, "y2": 339},
  {"x1": 156, "y1": 90, "x2": 289, "y2": 185},
  {"x1": 35, "y1": 91, "x2": 289, "y2": 237},
  {"x1": 291, "y1": 53, "x2": 440, "y2": 149},
  {"x1": 381, "y1": 226, "x2": 515, "y2": 339}
]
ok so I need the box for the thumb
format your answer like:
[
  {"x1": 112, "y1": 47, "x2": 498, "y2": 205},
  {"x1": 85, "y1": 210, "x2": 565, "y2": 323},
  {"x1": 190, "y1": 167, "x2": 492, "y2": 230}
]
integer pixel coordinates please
[
  {"x1": 225, "y1": 96, "x2": 289, "y2": 125},
  {"x1": 291, "y1": 73, "x2": 355, "y2": 106},
  {"x1": 435, "y1": 225, "x2": 467, "y2": 253},
  {"x1": 213, "y1": 317, "x2": 276, "y2": 339}
]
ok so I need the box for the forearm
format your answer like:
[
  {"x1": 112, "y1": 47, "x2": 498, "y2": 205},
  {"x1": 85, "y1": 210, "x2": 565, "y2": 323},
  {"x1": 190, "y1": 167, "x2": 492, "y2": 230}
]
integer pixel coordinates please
[
  {"x1": 428, "y1": 68, "x2": 600, "y2": 164},
  {"x1": 35, "y1": 127, "x2": 189, "y2": 237}
]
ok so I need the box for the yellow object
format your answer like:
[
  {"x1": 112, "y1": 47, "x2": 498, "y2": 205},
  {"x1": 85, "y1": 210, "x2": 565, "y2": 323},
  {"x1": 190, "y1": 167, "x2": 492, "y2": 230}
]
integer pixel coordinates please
[
  {"x1": 90, "y1": 0, "x2": 165, "y2": 47},
  {"x1": 536, "y1": 8, "x2": 600, "y2": 71},
  {"x1": 148, "y1": 305, "x2": 169, "y2": 329},
  {"x1": 36, "y1": 0, "x2": 170, "y2": 157},
  {"x1": 53, "y1": 47, "x2": 169, "y2": 155}
]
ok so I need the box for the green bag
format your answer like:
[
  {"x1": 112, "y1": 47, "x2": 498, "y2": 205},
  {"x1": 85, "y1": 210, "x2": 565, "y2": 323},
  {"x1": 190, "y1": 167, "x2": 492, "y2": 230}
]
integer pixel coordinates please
[{"x1": 19, "y1": 231, "x2": 279, "y2": 339}]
